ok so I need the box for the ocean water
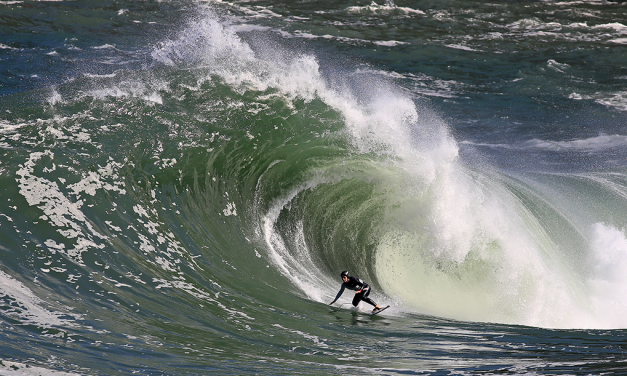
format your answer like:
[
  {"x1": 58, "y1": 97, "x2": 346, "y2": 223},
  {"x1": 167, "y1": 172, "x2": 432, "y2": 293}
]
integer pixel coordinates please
[{"x1": 1, "y1": 0, "x2": 627, "y2": 374}]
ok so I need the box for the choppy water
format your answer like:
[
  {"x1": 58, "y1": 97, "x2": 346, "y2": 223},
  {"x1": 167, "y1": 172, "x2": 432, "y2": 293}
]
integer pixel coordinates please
[{"x1": 1, "y1": 0, "x2": 627, "y2": 374}]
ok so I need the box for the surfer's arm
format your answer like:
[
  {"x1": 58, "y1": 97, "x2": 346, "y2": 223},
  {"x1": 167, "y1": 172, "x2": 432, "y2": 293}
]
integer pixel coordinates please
[{"x1": 329, "y1": 285, "x2": 345, "y2": 305}]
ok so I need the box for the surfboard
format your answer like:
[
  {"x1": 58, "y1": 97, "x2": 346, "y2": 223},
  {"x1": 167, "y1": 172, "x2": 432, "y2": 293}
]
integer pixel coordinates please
[{"x1": 370, "y1": 305, "x2": 390, "y2": 316}]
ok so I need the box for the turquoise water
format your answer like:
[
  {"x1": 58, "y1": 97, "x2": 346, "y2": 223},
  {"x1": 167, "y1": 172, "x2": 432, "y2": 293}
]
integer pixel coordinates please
[{"x1": 1, "y1": 0, "x2": 627, "y2": 374}]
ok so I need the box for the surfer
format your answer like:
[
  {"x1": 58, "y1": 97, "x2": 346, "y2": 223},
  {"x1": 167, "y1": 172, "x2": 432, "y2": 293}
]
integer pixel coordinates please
[{"x1": 329, "y1": 271, "x2": 383, "y2": 313}]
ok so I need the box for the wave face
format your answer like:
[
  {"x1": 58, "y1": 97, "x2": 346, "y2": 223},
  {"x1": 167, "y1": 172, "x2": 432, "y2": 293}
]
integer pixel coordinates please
[{"x1": 2, "y1": 1, "x2": 627, "y2": 374}]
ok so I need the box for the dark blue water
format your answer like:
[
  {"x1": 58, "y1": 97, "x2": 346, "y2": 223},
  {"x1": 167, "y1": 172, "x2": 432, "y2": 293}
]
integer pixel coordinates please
[{"x1": 1, "y1": 0, "x2": 627, "y2": 374}]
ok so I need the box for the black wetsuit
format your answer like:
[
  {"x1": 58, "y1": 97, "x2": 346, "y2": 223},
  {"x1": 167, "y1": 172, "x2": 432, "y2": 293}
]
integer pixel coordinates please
[{"x1": 332, "y1": 276, "x2": 378, "y2": 308}]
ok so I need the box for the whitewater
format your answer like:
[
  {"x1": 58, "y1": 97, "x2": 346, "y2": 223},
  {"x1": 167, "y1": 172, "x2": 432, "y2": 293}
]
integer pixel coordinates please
[{"x1": 1, "y1": 0, "x2": 627, "y2": 374}]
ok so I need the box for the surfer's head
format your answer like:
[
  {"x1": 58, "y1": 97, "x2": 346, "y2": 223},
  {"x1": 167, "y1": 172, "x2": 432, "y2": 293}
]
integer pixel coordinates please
[{"x1": 340, "y1": 270, "x2": 349, "y2": 282}]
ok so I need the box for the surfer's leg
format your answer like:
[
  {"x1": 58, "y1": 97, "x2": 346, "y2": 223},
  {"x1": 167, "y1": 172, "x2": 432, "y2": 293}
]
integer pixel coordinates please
[
  {"x1": 360, "y1": 288, "x2": 378, "y2": 308},
  {"x1": 352, "y1": 292, "x2": 361, "y2": 307},
  {"x1": 352, "y1": 289, "x2": 372, "y2": 306}
]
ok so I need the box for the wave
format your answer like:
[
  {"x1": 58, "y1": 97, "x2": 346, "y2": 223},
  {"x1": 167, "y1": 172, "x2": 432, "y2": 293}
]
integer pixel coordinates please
[
  {"x1": 3, "y1": 6, "x2": 627, "y2": 334},
  {"x1": 151, "y1": 10, "x2": 627, "y2": 328}
]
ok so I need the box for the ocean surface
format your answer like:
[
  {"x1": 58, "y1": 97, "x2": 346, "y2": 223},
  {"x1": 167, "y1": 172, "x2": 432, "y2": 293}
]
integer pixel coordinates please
[{"x1": 1, "y1": 0, "x2": 627, "y2": 374}]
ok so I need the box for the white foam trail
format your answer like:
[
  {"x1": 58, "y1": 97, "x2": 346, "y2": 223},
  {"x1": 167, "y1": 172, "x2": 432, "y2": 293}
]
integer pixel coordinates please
[
  {"x1": 0, "y1": 43, "x2": 19, "y2": 50},
  {"x1": 86, "y1": 80, "x2": 165, "y2": 105},
  {"x1": 0, "y1": 360, "x2": 81, "y2": 376},
  {"x1": 463, "y1": 134, "x2": 627, "y2": 152},
  {"x1": 0, "y1": 269, "x2": 79, "y2": 329},
  {"x1": 346, "y1": 1, "x2": 425, "y2": 16},
  {"x1": 521, "y1": 134, "x2": 627, "y2": 151}
]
